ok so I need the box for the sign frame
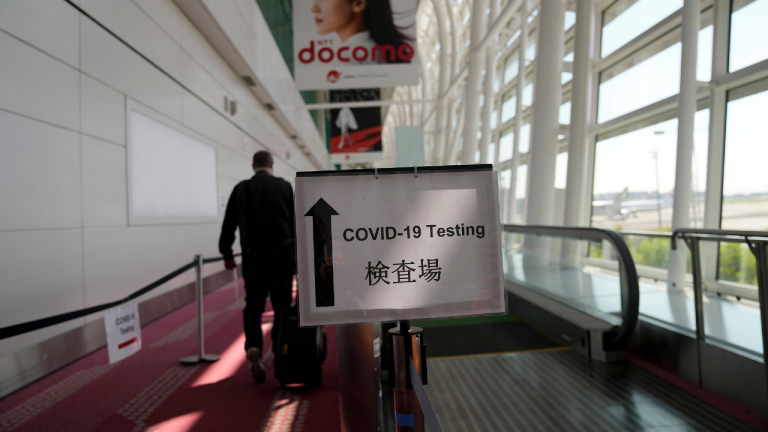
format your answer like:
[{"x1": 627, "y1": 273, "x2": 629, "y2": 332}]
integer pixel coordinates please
[{"x1": 295, "y1": 164, "x2": 507, "y2": 327}]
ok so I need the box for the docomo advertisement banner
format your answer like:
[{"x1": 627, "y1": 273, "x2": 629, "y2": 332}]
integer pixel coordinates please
[
  {"x1": 295, "y1": 166, "x2": 506, "y2": 326},
  {"x1": 293, "y1": 0, "x2": 419, "y2": 90},
  {"x1": 104, "y1": 302, "x2": 142, "y2": 364}
]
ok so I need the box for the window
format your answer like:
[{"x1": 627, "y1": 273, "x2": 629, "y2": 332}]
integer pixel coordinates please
[
  {"x1": 519, "y1": 123, "x2": 531, "y2": 153},
  {"x1": 721, "y1": 78, "x2": 768, "y2": 232},
  {"x1": 564, "y1": 10, "x2": 576, "y2": 31},
  {"x1": 601, "y1": 0, "x2": 683, "y2": 58},
  {"x1": 555, "y1": 152, "x2": 568, "y2": 189},
  {"x1": 592, "y1": 106, "x2": 709, "y2": 231},
  {"x1": 498, "y1": 129, "x2": 514, "y2": 162},
  {"x1": 491, "y1": 109, "x2": 498, "y2": 130},
  {"x1": 522, "y1": 82, "x2": 533, "y2": 107},
  {"x1": 698, "y1": 24, "x2": 714, "y2": 82},
  {"x1": 597, "y1": 23, "x2": 712, "y2": 123},
  {"x1": 514, "y1": 164, "x2": 528, "y2": 223},
  {"x1": 501, "y1": 91, "x2": 516, "y2": 124},
  {"x1": 504, "y1": 53, "x2": 519, "y2": 84},
  {"x1": 525, "y1": 33, "x2": 537, "y2": 63},
  {"x1": 527, "y1": 9, "x2": 538, "y2": 24},
  {"x1": 559, "y1": 100, "x2": 571, "y2": 125},
  {"x1": 730, "y1": 0, "x2": 768, "y2": 72},
  {"x1": 506, "y1": 29, "x2": 521, "y2": 48},
  {"x1": 500, "y1": 169, "x2": 512, "y2": 222}
]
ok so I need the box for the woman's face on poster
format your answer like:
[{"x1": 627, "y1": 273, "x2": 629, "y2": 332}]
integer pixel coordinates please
[{"x1": 311, "y1": 0, "x2": 367, "y2": 35}]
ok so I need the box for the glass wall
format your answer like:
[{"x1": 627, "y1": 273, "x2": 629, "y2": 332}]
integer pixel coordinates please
[
  {"x1": 500, "y1": 169, "x2": 512, "y2": 223},
  {"x1": 592, "y1": 108, "x2": 709, "y2": 232},
  {"x1": 598, "y1": 22, "x2": 713, "y2": 123},
  {"x1": 601, "y1": 0, "x2": 683, "y2": 58},
  {"x1": 514, "y1": 164, "x2": 528, "y2": 223},
  {"x1": 721, "y1": 78, "x2": 768, "y2": 232},
  {"x1": 730, "y1": 0, "x2": 768, "y2": 72},
  {"x1": 498, "y1": 129, "x2": 514, "y2": 162}
]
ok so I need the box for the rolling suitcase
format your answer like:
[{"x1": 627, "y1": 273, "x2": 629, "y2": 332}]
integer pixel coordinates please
[{"x1": 273, "y1": 303, "x2": 327, "y2": 389}]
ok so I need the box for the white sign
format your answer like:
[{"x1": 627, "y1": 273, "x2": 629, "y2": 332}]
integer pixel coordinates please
[
  {"x1": 295, "y1": 167, "x2": 506, "y2": 326},
  {"x1": 292, "y1": 0, "x2": 419, "y2": 90},
  {"x1": 374, "y1": 337, "x2": 381, "y2": 358},
  {"x1": 104, "y1": 303, "x2": 142, "y2": 364}
]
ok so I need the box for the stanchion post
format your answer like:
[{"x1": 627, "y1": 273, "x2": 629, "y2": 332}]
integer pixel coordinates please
[
  {"x1": 389, "y1": 320, "x2": 425, "y2": 432},
  {"x1": 180, "y1": 254, "x2": 221, "y2": 364}
]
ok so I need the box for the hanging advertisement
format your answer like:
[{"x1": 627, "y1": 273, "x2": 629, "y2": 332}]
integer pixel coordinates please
[
  {"x1": 329, "y1": 89, "x2": 383, "y2": 163},
  {"x1": 395, "y1": 126, "x2": 424, "y2": 167},
  {"x1": 293, "y1": 0, "x2": 419, "y2": 90},
  {"x1": 295, "y1": 165, "x2": 506, "y2": 326}
]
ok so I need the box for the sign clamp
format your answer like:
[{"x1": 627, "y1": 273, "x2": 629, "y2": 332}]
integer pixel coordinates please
[
  {"x1": 297, "y1": 164, "x2": 492, "y2": 179},
  {"x1": 374, "y1": 167, "x2": 418, "y2": 178}
]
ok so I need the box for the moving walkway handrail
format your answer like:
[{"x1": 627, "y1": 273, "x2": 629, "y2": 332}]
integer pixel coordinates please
[
  {"x1": 0, "y1": 253, "x2": 241, "y2": 341},
  {"x1": 502, "y1": 224, "x2": 640, "y2": 351}
]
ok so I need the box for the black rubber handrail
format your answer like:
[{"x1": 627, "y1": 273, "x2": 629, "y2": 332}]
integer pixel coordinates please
[
  {"x1": 502, "y1": 224, "x2": 640, "y2": 352},
  {"x1": 0, "y1": 253, "x2": 241, "y2": 341}
]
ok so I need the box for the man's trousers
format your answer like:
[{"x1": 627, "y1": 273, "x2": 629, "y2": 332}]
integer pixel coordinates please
[{"x1": 240, "y1": 254, "x2": 293, "y2": 356}]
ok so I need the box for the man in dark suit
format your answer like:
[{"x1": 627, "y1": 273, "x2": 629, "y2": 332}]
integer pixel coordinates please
[{"x1": 219, "y1": 150, "x2": 296, "y2": 383}]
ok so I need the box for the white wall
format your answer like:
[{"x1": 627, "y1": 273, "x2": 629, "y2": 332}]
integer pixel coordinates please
[{"x1": 0, "y1": 0, "x2": 319, "y2": 357}]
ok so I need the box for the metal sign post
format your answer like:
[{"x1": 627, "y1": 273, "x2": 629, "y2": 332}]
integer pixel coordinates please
[{"x1": 389, "y1": 320, "x2": 426, "y2": 431}]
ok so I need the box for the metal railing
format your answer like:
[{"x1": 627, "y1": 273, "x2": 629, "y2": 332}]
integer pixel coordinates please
[
  {"x1": 0, "y1": 253, "x2": 241, "y2": 364},
  {"x1": 670, "y1": 229, "x2": 768, "y2": 339},
  {"x1": 669, "y1": 228, "x2": 768, "y2": 403},
  {"x1": 502, "y1": 224, "x2": 640, "y2": 351}
]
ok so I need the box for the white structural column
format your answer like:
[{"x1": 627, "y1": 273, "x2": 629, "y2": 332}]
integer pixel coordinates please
[
  {"x1": 432, "y1": 0, "x2": 451, "y2": 165},
  {"x1": 447, "y1": 99, "x2": 467, "y2": 163},
  {"x1": 525, "y1": 0, "x2": 566, "y2": 226},
  {"x1": 479, "y1": 0, "x2": 501, "y2": 164},
  {"x1": 460, "y1": 0, "x2": 489, "y2": 164},
  {"x1": 443, "y1": 97, "x2": 455, "y2": 163},
  {"x1": 442, "y1": 0, "x2": 460, "y2": 163},
  {"x1": 506, "y1": 2, "x2": 529, "y2": 223},
  {"x1": 701, "y1": 0, "x2": 730, "y2": 282},
  {"x1": 668, "y1": 0, "x2": 700, "y2": 289},
  {"x1": 563, "y1": 0, "x2": 594, "y2": 228}
]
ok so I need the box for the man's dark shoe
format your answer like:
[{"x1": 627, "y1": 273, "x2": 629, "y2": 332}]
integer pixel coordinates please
[{"x1": 246, "y1": 347, "x2": 266, "y2": 383}]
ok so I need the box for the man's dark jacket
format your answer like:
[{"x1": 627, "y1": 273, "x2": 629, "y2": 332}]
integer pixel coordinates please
[{"x1": 218, "y1": 171, "x2": 296, "y2": 277}]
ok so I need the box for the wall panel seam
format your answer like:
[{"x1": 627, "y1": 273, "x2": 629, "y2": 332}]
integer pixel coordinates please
[{"x1": 63, "y1": 0, "x2": 304, "y2": 172}]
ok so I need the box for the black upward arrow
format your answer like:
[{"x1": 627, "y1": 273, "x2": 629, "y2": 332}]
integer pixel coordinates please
[{"x1": 304, "y1": 198, "x2": 339, "y2": 307}]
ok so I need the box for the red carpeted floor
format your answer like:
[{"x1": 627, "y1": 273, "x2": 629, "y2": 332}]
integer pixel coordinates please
[{"x1": 0, "y1": 279, "x2": 340, "y2": 432}]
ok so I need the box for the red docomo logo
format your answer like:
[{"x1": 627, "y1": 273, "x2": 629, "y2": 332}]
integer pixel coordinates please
[
  {"x1": 299, "y1": 41, "x2": 415, "y2": 64},
  {"x1": 327, "y1": 70, "x2": 341, "y2": 83}
]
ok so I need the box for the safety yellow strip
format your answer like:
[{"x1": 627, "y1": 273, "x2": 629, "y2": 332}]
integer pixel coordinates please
[{"x1": 429, "y1": 346, "x2": 572, "y2": 361}]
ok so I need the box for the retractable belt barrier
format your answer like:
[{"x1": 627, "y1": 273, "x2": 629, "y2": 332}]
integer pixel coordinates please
[{"x1": 0, "y1": 253, "x2": 241, "y2": 341}]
